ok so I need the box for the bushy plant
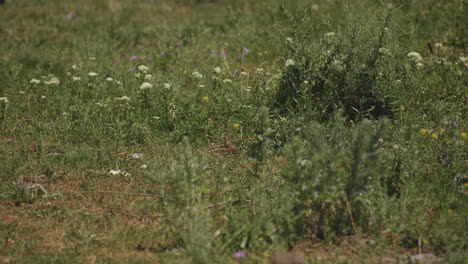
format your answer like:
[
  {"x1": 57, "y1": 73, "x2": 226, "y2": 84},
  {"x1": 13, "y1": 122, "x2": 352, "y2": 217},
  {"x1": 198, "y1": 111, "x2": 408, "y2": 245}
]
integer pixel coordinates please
[
  {"x1": 281, "y1": 118, "x2": 389, "y2": 239},
  {"x1": 276, "y1": 8, "x2": 395, "y2": 121}
]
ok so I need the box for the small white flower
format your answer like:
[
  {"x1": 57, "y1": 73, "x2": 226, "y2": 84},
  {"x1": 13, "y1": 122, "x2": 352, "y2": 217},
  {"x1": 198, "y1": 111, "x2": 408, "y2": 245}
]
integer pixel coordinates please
[
  {"x1": 416, "y1": 62, "x2": 424, "y2": 69},
  {"x1": 163, "y1": 83, "x2": 171, "y2": 89},
  {"x1": 213, "y1": 67, "x2": 221, "y2": 74},
  {"x1": 459, "y1": 56, "x2": 467, "y2": 63},
  {"x1": 285, "y1": 59, "x2": 296, "y2": 67},
  {"x1": 223, "y1": 79, "x2": 233, "y2": 84},
  {"x1": 116, "y1": 96, "x2": 131, "y2": 101},
  {"x1": 286, "y1": 37, "x2": 293, "y2": 44},
  {"x1": 41, "y1": 95, "x2": 46, "y2": 99},
  {"x1": 130, "y1": 153, "x2": 143, "y2": 159},
  {"x1": 115, "y1": 80, "x2": 122, "y2": 85},
  {"x1": 303, "y1": 80, "x2": 309, "y2": 84},
  {"x1": 95, "y1": 102, "x2": 107, "y2": 107},
  {"x1": 256, "y1": 68, "x2": 265, "y2": 73},
  {"x1": 138, "y1": 65, "x2": 150, "y2": 72},
  {"x1": 72, "y1": 76, "x2": 81, "y2": 81},
  {"x1": 198, "y1": 84, "x2": 205, "y2": 88},
  {"x1": 311, "y1": 4, "x2": 319, "y2": 11},
  {"x1": 240, "y1": 71, "x2": 248, "y2": 76},
  {"x1": 407, "y1": 52, "x2": 423, "y2": 62},
  {"x1": 106, "y1": 77, "x2": 113, "y2": 82},
  {"x1": 134, "y1": 73, "x2": 141, "y2": 78},
  {"x1": 109, "y1": 170, "x2": 121, "y2": 175},
  {"x1": 434, "y1": 43, "x2": 443, "y2": 48},
  {"x1": 140, "y1": 82, "x2": 153, "y2": 90},
  {"x1": 379, "y1": 48, "x2": 391, "y2": 56},
  {"x1": 19, "y1": 91, "x2": 25, "y2": 94},
  {"x1": 88, "y1": 72, "x2": 98, "y2": 77},
  {"x1": 30, "y1": 79, "x2": 41, "y2": 84},
  {"x1": 144, "y1": 74, "x2": 153, "y2": 81},
  {"x1": 192, "y1": 71, "x2": 203, "y2": 79},
  {"x1": 44, "y1": 77, "x2": 60, "y2": 85},
  {"x1": 72, "y1": 64, "x2": 78, "y2": 70},
  {"x1": 324, "y1": 32, "x2": 336, "y2": 37},
  {"x1": 0, "y1": 97, "x2": 8, "y2": 103},
  {"x1": 140, "y1": 164, "x2": 148, "y2": 169},
  {"x1": 89, "y1": 57, "x2": 96, "y2": 61}
]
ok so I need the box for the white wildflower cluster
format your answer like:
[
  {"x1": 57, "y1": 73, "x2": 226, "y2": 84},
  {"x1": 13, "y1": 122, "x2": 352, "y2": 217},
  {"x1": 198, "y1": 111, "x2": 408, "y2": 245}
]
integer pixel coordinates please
[
  {"x1": 163, "y1": 83, "x2": 171, "y2": 89},
  {"x1": 144, "y1": 74, "x2": 153, "y2": 81},
  {"x1": 30, "y1": 78, "x2": 41, "y2": 84},
  {"x1": 0, "y1": 97, "x2": 9, "y2": 103},
  {"x1": 109, "y1": 170, "x2": 131, "y2": 177},
  {"x1": 44, "y1": 76, "x2": 60, "y2": 85},
  {"x1": 223, "y1": 79, "x2": 233, "y2": 84},
  {"x1": 286, "y1": 37, "x2": 293, "y2": 44},
  {"x1": 88, "y1": 72, "x2": 98, "y2": 77},
  {"x1": 106, "y1": 77, "x2": 113, "y2": 82},
  {"x1": 138, "y1": 65, "x2": 149, "y2": 73},
  {"x1": 285, "y1": 59, "x2": 296, "y2": 67},
  {"x1": 116, "y1": 96, "x2": 131, "y2": 101},
  {"x1": 192, "y1": 71, "x2": 203, "y2": 79},
  {"x1": 407, "y1": 52, "x2": 424, "y2": 68},
  {"x1": 140, "y1": 82, "x2": 153, "y2": 90},
  {"x1": 213, "y1": 67, "x2": 222, "y2": 74},
  {"x1": 324, "y1": 32, "x2": 336, "y2": 38}
]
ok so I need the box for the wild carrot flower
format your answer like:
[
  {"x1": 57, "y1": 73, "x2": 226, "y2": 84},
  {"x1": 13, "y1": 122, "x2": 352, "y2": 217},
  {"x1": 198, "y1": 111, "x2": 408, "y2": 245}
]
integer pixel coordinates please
[
  {"x1": 116, "y1": 96, "x2": 131, "y2": 101},
  {"x1": 138, "y1": 65, "x2": 149, "y2": 72},
  {"x1": 88, "y1": 72, "x2": 98, "y2": 77},
  {"x1": 407, "y1": 52, "x2": 423, "y2": 63},
  {"x1": 144, "y1": 74, "x2": 153, "y2": 81},
  {"x1": 163, "y1": 83, "x2": 171, "y2": 89},
  {"x1": 192, "y1": 71, "x2": 203, "y2": 79},
  {"x1": 0, "y1": 97, "x2": 8, "y2": 103},
  {"x1": 223, "y1": 79, "x2": 233, "y2": 84},
  {"x1": 285, "y1": 59, "x2": 296, "y2": 67},
  {"x1": 44, "y1": 77, "x2": 60, "y2": 85},
  {"x1": 72, "y1": 76, "x2": 81, "y2": 81},
  {"x1": 106, "y1": 77, "x2": 113, "y2": 82},
  {"x1": 30, "y1": 79, "x2": 41, "y2": 84},
  {"x1": 140, "y1": 82, "x2": 153, "y2": 90},
  {"x1": 213, "y1": 67, "x2": 221, "y2": 74}
]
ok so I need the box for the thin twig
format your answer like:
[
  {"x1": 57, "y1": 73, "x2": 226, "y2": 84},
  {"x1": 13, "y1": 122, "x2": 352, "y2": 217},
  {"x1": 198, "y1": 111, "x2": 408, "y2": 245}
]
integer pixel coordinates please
[{"x1": 344, "y1": 192, "x2": 360, "y2": 238}]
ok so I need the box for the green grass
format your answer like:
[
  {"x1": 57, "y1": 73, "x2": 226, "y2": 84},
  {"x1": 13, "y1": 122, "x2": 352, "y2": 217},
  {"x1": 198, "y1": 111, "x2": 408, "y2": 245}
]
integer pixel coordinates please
[{"x1": 0, "y1": 0, "x2": 467, "y2": 263}]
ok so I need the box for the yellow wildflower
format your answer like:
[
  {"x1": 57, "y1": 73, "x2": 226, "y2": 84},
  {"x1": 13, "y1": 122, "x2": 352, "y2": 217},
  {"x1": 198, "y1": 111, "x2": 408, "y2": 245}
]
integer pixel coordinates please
[
  {"x1": 419, "y1": 128, "x2": 428, "y2": 135},
  {"x1": 463, "y1": 183, "x2": 468, "y2": 188},
  {"x1": 232, "y1": 123, "x2": 240, "y2": 129},
  {"x1": 202, "y1": 96, "x2": 209, "y2": 103},
  {"x1": 431, "y1": 133, "x2": 438, "y2": 140},
  {"x1": 460, "y1": 132, "x2": 466, "y2": 139}
]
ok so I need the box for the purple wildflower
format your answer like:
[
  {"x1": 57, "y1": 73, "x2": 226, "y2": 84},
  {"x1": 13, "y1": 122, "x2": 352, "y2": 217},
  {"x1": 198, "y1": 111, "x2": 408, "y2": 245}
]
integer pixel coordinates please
[
  {"x1": 68, "y1": 12, "x2": 76, "y2": 19},
  {"x1": 146, "y1": 57, "x2": 153, "y2": 62},
  {"x1": 220, "y1": 50, "x2": 227, "y2": 59},
  {"x1": 160, "y1": 51, "x2": 166, "y2": 56},
  {"x1": 174, "y1": 41, "x2": 181, "y2": 49},
  {"x1": 129, "y1": 67, "x2": 136, "y2": 72},
  {"x1": 234, "y1": 252, "x2": 247, "y2": 258},
  {"x1": 130, "y1": 56, "x2": 139, "y2": 61},
  {"x1": 242, "y1": 47, "x2": 250, "y2": 55},
  {"x1": 7, "y1": 138, "x2": 13, "y2": 143}
]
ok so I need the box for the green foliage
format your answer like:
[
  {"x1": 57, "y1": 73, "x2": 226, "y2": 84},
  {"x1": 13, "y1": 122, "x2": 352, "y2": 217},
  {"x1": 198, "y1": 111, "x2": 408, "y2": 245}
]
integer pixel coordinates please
[{"x1": 276, "y1": 8, "x2": 394, "y2": 120}]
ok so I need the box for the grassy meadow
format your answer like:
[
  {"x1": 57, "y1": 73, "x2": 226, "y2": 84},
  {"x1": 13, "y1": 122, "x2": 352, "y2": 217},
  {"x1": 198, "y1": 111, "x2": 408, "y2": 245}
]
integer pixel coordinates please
[{"x1": 0, "y1": 0, "x2": 467, "y2": 263}]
